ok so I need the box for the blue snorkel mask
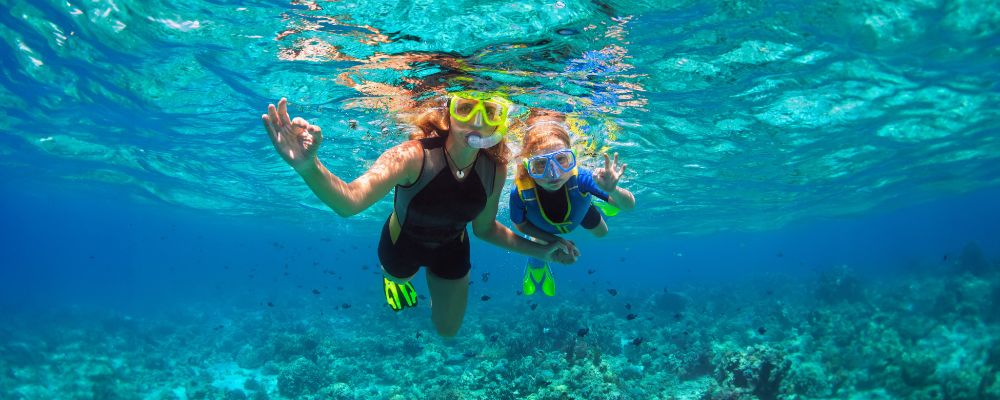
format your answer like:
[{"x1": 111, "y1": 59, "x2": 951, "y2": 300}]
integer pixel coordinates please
[{"x1": 524, "y1": 149, "x2": 577, "y2": 180}]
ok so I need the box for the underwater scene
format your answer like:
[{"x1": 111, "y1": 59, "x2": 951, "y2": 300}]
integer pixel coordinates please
[{"x1": 2, "y1": 0, "x2": 999, "y2": 399}]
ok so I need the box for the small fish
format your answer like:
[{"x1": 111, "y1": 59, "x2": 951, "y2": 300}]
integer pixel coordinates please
[
  {"x1": 625, "y1": 303, "x2": 632, "y2": 310},
  {"x1": 942, "y1": 254, "x2": 948, "y2": 262},
  {"x1": 626, "y1": 313, "x2": 638, "y2": 321},
  {"x1": 776, "y1": 252, "x2": 783, "y2": 258},
  {"x1": 577, "y1": 328, "x2": 589, "y2": 337},
  {"x1": 267, "y1": 302, "x2": 274, "y2": 307},
  {"x1": 530, "y1": 303, "x2": 538, "y2": 311},
  {"x1": 587, "y1": 269, "x2": 596, "y2": 275},
  {"x1": 516, "y1": 290, "x2": 523, "y2": 296},
  {"x1": 481, "y1": 272, "x2": 490, "y2": 282},
  {"x1": 766, "y1": 289, "x2": 774, "y2": 296},
  {"x1": 556, "y1": 28, "x2": 579, "y2": 36},
  {"x1": 311, "y1": 289, "x2": 320, "y2": 295},
  {"x1": 362, "y1": 265, "x2": 369, "y2": 270},
  {"x1": 619, "y1": 257, "x2": 626, "y2": 262},
  {"x1": 757, "y1": 326, "x2": 767, "y2": 335},
  {"x1": 632, "y1": 337, "x2": 643, "y2": 346},
  {"x1": 337, "y1": 286, "x2": 344, "y2": 291},
  {"x1": 213, "y1": 325, "x2": 224, "y2": 331},
  {"x1": 418, "y1": 294, "x2": 427, "y2": 300},
  {"x1": 608, "y1": 289, "x2": 618, "y2": 296},
  {"x1": 415, "y1": 332, "x2": 422, "y2": 339},
  {"x1": 341, "y1": 303, "x2": 351, "y2": 309},
  {"x1": 224, "y1": 265, "x2": 229, "y2": 270},
  {"x1": 489, "y1": 334, "x2": 498, "y2": 342},
  {"x1": 481, "y1": 295, "x2": 491, "y2": 301},
  {"x1": 673, "y1": 313, "x2": 682, "y2": 321}
]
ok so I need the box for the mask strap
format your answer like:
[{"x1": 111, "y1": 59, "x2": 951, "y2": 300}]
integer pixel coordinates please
[{"x1": 526, "y1": 120, "x2": 571, "y2": 135}]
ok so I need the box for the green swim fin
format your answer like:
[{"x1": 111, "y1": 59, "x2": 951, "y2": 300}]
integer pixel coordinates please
[
  {"x1": 594, "y1": 200, "x2": 621, "y2": 217},
  {"x1": 384, "y1": 276, "x2": 418, "y2": 311},
  {"x1": 522, "y1": 258, "x2": 555, "y2": 297}
]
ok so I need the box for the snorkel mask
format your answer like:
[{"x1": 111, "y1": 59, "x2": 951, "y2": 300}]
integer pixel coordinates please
[
  {"x1": 448, "y1": 91, "x2": 513, "y2": 149},
  {"x1": 524, "y1": 148, "x2": 577, "y2": 180}
]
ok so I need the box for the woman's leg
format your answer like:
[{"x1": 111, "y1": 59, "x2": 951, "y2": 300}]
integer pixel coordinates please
[{"x1": 425, "y1": 270, "x2": 470, "y2": 337}]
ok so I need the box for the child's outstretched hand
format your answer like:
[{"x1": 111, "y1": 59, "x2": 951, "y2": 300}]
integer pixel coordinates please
[{"x1": 594, "y1": 152, "x2": 627, "y2": 193}]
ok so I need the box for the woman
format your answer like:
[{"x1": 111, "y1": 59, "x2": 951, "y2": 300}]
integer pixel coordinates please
[
  {"x1": 261, "y1": 92, "x2": 577, "y2": 337},
  {"x1": 510, "y1": 111, "x2": 635, "y2": 297}
]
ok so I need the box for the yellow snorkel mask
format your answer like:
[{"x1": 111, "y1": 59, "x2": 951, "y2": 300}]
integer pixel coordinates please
[{"x1": 448, "y1": 91, "x2": 513, "y2": 149}]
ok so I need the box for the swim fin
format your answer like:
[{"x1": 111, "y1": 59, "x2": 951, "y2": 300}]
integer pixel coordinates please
[
  {"x1": 594, "y1": 200, "x2": 621, "y2": 217},
  {"x1": 384, "y1": 276, "x2": 418, "y2": 311},
  {"x1": 522, "y1": 257, "x2": 555, "y2": 297}
]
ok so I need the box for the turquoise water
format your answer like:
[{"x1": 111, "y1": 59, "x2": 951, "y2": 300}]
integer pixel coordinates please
[{"x1": 2, "y1": 0, "x2": 999, "y2": 399}]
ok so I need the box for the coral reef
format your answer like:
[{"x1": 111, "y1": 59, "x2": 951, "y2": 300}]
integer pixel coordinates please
[
  {"x1": 710, "y1": 343, "x2": 790, "y2": 400},
  {"x1": 3, "y1": 245, "x2": 999, "y2": 399}
]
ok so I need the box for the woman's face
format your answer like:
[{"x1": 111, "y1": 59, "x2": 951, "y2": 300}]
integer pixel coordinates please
[
  {"x1": 450, "y1": 114, "x2": 499, "y2": 148},
  {"x1": 528, "y1": 135, "x2": 573, "y2": 191}
]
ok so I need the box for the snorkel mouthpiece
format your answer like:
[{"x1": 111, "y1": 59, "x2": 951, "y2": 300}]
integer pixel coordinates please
[{"x1": 466, "y1": 132, "x2": 503, "y2": 149}]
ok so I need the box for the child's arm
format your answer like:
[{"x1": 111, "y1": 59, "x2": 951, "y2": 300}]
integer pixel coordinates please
[
  {"x1": 606, "y1": 186, "x2": 635, "y2": 211},
  {"x1": 593, "y1": 152, "x2": 635, "y2": 211}
]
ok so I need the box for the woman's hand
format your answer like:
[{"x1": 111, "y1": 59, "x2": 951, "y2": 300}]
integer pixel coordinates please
[
  {"x1": 594, "y1": 152, "x2": 627, "y2": 193},
  {"x1": 262, "y1": 98, "x2": 323, "y2": 171},
  {"x1": 543, "y1": 238, "x2": 579, "y2": 265}
]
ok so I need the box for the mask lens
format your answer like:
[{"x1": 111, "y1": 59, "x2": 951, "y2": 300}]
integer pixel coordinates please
[
  {"x1": 555, "y1": 152, "x2": 573, "y2": 169},
  {"x1": 482, "y1": 101, "x2": 504, "y2": 122},
  {"x1": 454, "y1": 99, "x2": 478, "y2": 118},
  {"x1": 528, "y1": 158, "x2": 549, "y2": 175}
]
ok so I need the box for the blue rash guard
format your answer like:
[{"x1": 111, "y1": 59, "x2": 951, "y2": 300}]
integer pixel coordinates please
[{"x1": 509, "y1": 167, "x2": 610, "y2": 235}]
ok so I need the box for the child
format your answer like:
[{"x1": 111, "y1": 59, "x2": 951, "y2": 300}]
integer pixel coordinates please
[{"x1": 509, "y1": 111, "x2": 636, "y2": 296}]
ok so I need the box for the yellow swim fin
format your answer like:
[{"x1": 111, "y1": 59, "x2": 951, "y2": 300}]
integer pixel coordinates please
[
  {"x1": 384, "y1": 276, "x2": 418, "y2": 311},
  {"x1": 522, "y1": 258, "x2": 555, "y2": 297}
]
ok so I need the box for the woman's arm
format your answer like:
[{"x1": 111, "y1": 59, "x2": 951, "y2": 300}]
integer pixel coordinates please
[
  {"x1": 263, "y1": 98, "x2": 420, "y2": 217},
  {"x1": 472, "y1": 165, "x2": 575, "y2": 263},
  {"x1": 296, "y1": 141, "x2": 421, "y2": 217},
  {"x1": 514, "y1": 221, "x2": 560, "y2": 244}
]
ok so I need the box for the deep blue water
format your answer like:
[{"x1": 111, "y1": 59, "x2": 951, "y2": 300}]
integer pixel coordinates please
[{"x1": 3, "y1": 174, "x2": 999, "y2": 314}]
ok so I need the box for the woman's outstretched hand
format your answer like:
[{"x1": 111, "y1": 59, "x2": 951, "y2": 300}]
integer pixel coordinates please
[{"x1": 262, "y1": 98, "x2": 323, "y2": 171}]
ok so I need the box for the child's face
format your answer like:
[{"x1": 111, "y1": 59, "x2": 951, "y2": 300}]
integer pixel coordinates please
[{"x1": 529, "y1": 137, "x2": 573, "y2": 191}]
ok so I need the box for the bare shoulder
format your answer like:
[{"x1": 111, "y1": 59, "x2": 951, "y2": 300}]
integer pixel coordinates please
[{"x1": 386, "y1": 139, "x2": 424, "y2": 185}]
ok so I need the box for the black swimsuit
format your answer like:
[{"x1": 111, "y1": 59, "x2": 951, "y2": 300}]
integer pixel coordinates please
[{"x1": 378, "y1": 135, "x2": 496, "y2": 280}]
